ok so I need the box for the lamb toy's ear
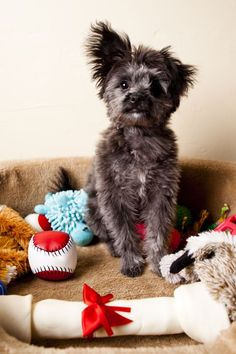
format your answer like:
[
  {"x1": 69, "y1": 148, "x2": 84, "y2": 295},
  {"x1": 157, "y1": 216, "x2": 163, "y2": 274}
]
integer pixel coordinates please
[{"x1": 170, "y1": 251, "x2": 195, "y2": 274}]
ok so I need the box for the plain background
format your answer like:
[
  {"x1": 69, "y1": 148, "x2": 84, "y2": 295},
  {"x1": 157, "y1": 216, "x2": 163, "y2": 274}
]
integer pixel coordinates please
[{"x1": 0, "y1": 0, "x2": 235, "y2": 162}]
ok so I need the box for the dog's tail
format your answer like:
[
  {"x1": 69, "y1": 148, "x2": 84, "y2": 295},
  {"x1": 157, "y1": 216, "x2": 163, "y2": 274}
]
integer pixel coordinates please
[{"x1": 49, "y1": 167, "x2": 75, "y2": 193}]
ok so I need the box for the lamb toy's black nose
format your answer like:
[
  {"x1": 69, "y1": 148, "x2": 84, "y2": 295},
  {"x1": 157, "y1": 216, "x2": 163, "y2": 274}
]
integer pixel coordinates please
[{"x1": 170, "y1": 251, "x2": 195, "y2": 274}]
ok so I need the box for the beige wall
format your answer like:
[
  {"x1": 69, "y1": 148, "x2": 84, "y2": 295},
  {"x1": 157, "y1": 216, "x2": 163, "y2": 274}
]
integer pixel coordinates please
[{"x1": 0, "y1": 0, "x2": 235, "y2": 162}]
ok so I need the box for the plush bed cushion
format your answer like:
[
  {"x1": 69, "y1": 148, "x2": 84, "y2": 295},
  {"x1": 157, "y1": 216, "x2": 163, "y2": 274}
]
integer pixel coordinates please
[{"x1": 0, "y1": 156, "x2": 236, "y2": 353}]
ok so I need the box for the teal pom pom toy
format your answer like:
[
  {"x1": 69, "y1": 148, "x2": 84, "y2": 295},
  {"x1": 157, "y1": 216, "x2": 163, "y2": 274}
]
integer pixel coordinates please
[{"x1": 35, "y1": 190, "x2": 93, "y2": 246}]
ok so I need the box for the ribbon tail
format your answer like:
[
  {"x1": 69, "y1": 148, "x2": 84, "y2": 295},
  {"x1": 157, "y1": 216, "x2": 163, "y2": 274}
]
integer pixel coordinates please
[
  {"x1": 110, "y1": 305, "x2": 132, "y2": 313},
  {"x1": 105, "y1": 307, "x2": 133, "y2": 327},
  {"x1": 98, "y1": 306, "x2": 114, "y2": 336}
]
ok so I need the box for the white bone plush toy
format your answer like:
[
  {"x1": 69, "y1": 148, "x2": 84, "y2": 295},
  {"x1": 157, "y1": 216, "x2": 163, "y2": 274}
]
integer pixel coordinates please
[{"x1": 0, "y1": 231, "x2": 234, "y2": 345}]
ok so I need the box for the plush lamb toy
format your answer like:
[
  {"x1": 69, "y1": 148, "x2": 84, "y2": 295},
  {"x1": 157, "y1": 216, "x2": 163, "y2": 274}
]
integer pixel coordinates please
[{"x1": 160, "y1": 231, "x2": 236, "y2": 321}]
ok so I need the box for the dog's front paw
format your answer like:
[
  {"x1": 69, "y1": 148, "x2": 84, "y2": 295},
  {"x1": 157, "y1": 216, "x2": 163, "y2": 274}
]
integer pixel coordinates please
[
  {"x1": 107, "y1": 241, "x2": 121, "y2": 258},
  {"x1": 148, "y1": 249, "x2": 168, "y2": 277},
  {"x1": 150, "y1": 262, "x2": 162, "y2": 276},
  {"x1": 121, "y1": 263, "x2": 144, "y2": 277},
  {"x1": 121, "y1": 256, "x2": 144, "y2": 277}
]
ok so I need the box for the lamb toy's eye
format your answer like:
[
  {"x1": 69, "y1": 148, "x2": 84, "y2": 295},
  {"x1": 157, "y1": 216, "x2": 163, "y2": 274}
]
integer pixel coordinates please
[{"x1": 203, "y1": 251, "x2": 215, "y2": 260}]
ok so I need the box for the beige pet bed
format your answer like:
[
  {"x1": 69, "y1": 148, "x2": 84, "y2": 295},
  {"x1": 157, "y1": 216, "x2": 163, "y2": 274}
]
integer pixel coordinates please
[{"x1": 0, "y1": 156, "x2": 236, "y2": 354}]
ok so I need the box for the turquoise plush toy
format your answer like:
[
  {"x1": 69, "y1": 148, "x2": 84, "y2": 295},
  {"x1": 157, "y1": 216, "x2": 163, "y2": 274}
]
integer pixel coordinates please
[
  {"x1": 0, "y1": 281, "x2": 7, "y2": 295},
  {"x1": 35, "y1": 190, "x2": 93, "y2": 246}
]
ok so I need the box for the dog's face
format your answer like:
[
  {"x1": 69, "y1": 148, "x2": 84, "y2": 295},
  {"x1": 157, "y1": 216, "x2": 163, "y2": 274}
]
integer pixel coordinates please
[{"x1": 86, "y1": 22, "x2": 196, "y2": 128}]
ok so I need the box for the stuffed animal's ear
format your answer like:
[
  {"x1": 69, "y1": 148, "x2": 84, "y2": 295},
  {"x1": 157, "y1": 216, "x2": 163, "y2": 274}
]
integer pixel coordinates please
[
  {"x1": 170, "y1": 251, "x2": 195, "y2": 274},
  {"x1": 86, "y1": 21, "x2": 132, "y2": 97}
]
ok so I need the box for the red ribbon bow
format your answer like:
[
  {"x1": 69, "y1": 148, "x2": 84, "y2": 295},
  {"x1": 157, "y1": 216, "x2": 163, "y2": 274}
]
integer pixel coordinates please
[{"x1": 82, "y1": 284, "x2": 133, "y2": 337}]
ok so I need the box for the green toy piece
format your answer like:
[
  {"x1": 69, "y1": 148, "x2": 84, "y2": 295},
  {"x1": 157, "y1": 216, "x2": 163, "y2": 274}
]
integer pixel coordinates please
[
  {"x1": 207, "y1": 203, "x2": 230, "y2": 230},
  {"x1": 175, "y1": 205, "x2": 193, "y2": 232}
]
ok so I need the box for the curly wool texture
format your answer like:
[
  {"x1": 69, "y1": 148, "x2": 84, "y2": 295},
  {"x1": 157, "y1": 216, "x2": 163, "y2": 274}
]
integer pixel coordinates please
[
  {"x1": 194, "y1": 242, "x2": 236, "y2": 322},
  {"x1": 35, "y1": 190, "x2": 88, "y2": 235}
]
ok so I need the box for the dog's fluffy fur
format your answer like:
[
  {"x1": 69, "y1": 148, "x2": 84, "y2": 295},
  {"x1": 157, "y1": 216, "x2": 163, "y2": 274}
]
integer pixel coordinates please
[{"x1": 85, "y1": 22, "x2": 196, "y2": 277}]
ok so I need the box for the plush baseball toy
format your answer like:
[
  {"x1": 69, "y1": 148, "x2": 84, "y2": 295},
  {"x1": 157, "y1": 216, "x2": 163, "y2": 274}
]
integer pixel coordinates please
[{"x1": 28, "y1": 231, "x2": 78, "y2": 281}]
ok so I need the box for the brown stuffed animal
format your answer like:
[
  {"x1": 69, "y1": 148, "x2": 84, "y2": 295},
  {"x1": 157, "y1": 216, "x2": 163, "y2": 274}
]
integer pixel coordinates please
[{"x1": 0, "y1": 205, "x2": 34, "y2": 284}]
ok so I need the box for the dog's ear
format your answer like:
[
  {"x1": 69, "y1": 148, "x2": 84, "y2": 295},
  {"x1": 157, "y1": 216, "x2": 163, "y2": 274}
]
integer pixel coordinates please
[
  {"x1": 86, "y1": 21, "x2": 132, "y2": 98},
  {"x1": 160, "y1": 47, "x2": 196, "y2": 103},
  {"x1": 170, "y1": 251, "x2": 195, "y2": 274}
]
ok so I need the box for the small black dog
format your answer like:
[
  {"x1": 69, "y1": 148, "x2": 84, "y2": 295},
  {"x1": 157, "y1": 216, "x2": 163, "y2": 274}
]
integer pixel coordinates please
[{"x1": 85, "y1": 22, "x2": 196, "y2": 277}]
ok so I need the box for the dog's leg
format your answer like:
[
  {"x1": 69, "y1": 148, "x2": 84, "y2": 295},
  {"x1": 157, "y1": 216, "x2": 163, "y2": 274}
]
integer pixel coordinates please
[
  {"x1": 145, "y1": 168, "x2": 179, "y2": 276},
  {"x1": 86, "y1": 195, "x2": 120, "y2": 257},
  {"x1": 97, "y1": 192, "x2": 144, "y2": 277},
  {"x1": 85, "y1": 167, "x2": 119, "y2": 256}
]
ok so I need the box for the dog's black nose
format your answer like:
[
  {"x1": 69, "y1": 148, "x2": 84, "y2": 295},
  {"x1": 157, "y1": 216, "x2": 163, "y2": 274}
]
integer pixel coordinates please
[
  {"x1": 130, "y1": 95, "x2": 136, "y2": 103},
  {"x1": 129, "y1": 93, "x2": 139, "y2": 104}
]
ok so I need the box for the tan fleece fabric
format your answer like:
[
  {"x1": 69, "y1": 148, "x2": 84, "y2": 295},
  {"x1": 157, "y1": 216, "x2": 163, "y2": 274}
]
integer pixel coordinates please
[
  {"x1": 0, "y1": 156, "x2": 236, "y2": 218},
  {"x1": 2, "y1": 323, "x2": 236, "y2": 354},
  {"x1": 0, "y1": 156, "x2": 236, "y2": 353},
  {"x1": 0, "y1": 157, "x2": 92, "y2": 217}
]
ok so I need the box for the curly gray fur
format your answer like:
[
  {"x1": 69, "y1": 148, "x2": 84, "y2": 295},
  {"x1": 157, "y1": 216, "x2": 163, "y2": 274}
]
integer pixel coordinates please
[{"x1": 85, "y1": 22, "x2": 196, "y2": 277}]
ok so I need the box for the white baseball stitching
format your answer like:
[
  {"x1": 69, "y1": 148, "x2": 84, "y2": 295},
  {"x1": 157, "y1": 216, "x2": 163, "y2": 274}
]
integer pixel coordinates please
[
  {"x1": 33, "y1": 265, "x2": 74, "y2": 273},
  {"x1": 32, "y1": 237, "x2": 74, "y2": 256}
]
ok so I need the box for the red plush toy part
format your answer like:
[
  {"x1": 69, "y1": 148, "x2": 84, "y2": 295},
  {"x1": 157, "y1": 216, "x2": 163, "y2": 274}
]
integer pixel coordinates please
[
  {"x1": 169, "y1": 229, "x2": 181, "y2": 252},
  {"x1": 135, "y1": 224, "x2": 181, "y2": 252},
  {"x1": 38, "y1": 214, "x2": 52, "y2": 231},
  {"x1": 214, "y1": 214, "x2": 236, "y2": 235},
  {"x1": 25, "y1": 213, "x2": 52, "y2": 232}
]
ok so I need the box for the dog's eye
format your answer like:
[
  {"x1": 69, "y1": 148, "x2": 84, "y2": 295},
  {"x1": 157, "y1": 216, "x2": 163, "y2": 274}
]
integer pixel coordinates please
[
  {"x1": 150, "y1": 79, "x2": 164, "y2": 97},
  {"x1": 120, "y1": 80, "x2": 129, "y2": 90}
]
